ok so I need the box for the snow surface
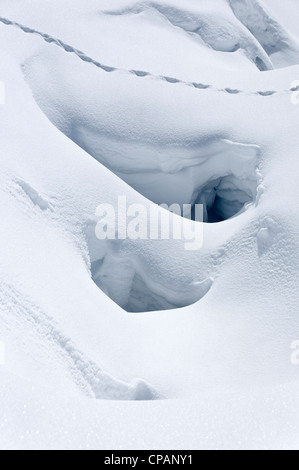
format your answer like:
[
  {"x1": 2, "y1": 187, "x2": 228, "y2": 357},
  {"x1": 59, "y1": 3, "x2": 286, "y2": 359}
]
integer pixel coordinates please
[{"x1": 0, "y1": 0, "x2": 299, "y2": 450}]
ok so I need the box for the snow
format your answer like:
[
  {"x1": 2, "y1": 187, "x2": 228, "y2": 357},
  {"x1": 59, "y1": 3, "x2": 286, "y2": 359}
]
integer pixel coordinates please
[{"x1": 0, "y1": 0, "x2": 299, "y2": 450}]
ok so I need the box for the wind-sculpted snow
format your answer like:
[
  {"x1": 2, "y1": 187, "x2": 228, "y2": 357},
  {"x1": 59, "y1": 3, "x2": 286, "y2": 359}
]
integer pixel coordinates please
[
  {"x1": 103, "y1": 0, "x2": 299, "y2": 70},
  {"x1": 229, "y1": 0, "x2": 299, "y2": 68},
  {"x1": 86, "y1": 220, "x2": 213, "y2": 312},
  {"x1": 1, "y1": 0, "x2": 299, "y2": 450},
  {"x1": 103, "y1": 1, "x2": 273, "y2": 71},
  {"x1": 78, "y1": 136, "x2": 262, "y2": 223},
  {"x1": 23, "y1": 38, "x2": 263, "y2": 223}
]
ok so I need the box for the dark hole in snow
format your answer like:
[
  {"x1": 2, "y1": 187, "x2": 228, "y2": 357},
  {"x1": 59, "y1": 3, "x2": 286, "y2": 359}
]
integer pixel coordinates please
[
  {"x1": 191, "y1": 175, "x2": 255, "y2": 223},
  {"x1": 86, "y1": 139, "x2": 260, "y2": 313},
  {"x1": 255, "y1": 56, "x2": 268, "y2": 71},
  {"x1": 75, "y1": 132, "x2": 260, "y2": 227}
]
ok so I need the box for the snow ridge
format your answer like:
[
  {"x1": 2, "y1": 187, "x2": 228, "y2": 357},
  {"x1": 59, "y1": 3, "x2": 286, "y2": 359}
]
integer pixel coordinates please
[
  {"x1": 0, "y1": 282, "x2": 160, "y2": 401},
  {"x1": 0, "y1": 16, "x2": 294, "y2": 97},
  {"x1": 229, "y1": 0, "x2": 299, "y2": 68},
  {"x1": 103, "y1": 1, "x2": 274, "y2": 71}
]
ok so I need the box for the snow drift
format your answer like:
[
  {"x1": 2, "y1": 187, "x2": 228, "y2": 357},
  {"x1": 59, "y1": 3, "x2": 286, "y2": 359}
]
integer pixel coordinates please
[{"x1": 0, "y1": 0, "x2": 299, "y2": 450}]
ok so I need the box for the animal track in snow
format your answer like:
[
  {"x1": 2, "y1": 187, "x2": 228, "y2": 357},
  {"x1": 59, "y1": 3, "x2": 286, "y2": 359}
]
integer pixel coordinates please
[
  {"x1": 16, "y1": 180, "x2": 52, "y2": 211},
  {"x1": 0, "y1": 16, "x2": 294, "y2": 98},
  {"x1": 257, "y1": 217, "x2": 281, "y2": 256}
]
